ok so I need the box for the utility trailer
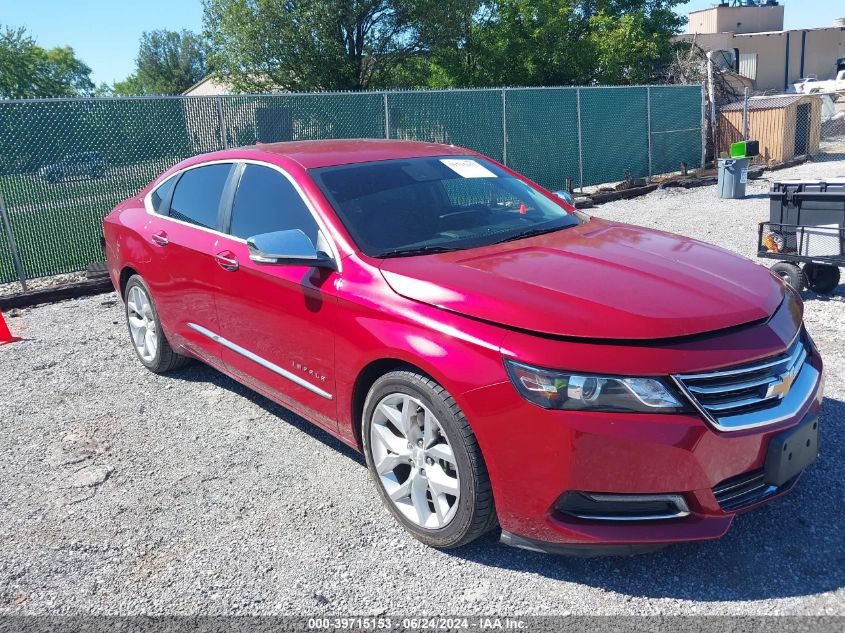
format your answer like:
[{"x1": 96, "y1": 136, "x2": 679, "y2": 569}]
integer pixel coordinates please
[{"x1": 758, "y1": 179, "x2": 845, "y2": 294}]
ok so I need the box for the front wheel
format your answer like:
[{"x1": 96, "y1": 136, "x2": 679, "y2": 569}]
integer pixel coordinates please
[{"x1": 362, "y1": 370, "x2": 497, "y2": 548}]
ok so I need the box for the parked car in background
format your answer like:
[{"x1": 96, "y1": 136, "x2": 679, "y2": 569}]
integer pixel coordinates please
[
  {"x1": 39, "y1": 151, "x2": 107, "y2": 182},
  {"x1": 103, "y1": 140, "x2": 824, "y2": 554},
  {"x1": 794, "y1": 71, "x2": 845, "y2": 99},
  {"x1": 792, "y1": 76, "x2": 819, "y2": 94}
]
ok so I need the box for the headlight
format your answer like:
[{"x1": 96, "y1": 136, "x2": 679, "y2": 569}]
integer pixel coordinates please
[{"x1": 504, "y1": 359, "x2": 688, "y2": 413}]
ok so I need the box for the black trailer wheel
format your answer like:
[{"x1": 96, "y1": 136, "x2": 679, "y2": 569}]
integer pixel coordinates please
[
  {"x1": 804, "y1": 263, "x2": 840, "y2": 294},
  {"x1": 770, "y1": 262, "x2": 805, "y2": 291}
]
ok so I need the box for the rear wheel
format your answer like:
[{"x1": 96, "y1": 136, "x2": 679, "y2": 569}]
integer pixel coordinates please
[
  {"x1": 362, "y1": 369, "x2": 497, "y2": 548},
  {"x1": 124, "y1": 275, "x2": 191, "y2": 373},
  {"x1": 803, "y1": 263, "x2": 840, "y2": 294},
  {"x1": 770, "y1": 261, "x2": 805, "y2": 291}
]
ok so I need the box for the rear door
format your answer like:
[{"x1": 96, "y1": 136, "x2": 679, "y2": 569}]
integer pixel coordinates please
[
  {"x1": 210, "y1": 162, "x2": 339, "y2": 429},
  {"x1": 140, "y1": 162, "x2": 236, "y2": 363}
]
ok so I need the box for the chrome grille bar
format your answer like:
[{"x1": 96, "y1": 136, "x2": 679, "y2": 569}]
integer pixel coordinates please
[
  {"x1": 685, "y1": 374, "x2": 780, "y2": 395},
  {"x1": 713, "y1": 470, "x2": 780, "y2": 512},
  {"x1": 704, "y1": 394, "x2": 781, "y2": 412},
  {"x1": 717, "y1": 482, "x2": 768, "y2": 504},
  {"x1": 677, "y1": 340, "x2": 805, "y2": 381},
  {"x1": 712, "y1": 472, "x2": 764, "y2": 496}
]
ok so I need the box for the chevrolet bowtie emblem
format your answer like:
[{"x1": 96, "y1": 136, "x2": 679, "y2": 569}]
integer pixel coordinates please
[{"x1": 766, "y1": 370, "x2": 796, "y2": 399}]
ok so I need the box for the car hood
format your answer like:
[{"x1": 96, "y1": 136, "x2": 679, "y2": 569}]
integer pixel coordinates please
[{"x1": 378, "y1": 218, "x2": 785, "y2": 340}]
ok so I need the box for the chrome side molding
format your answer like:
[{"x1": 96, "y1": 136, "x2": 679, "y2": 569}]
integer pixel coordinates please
[{"x1": 187, "y1": 322, "x2": 333, "y2": 400}]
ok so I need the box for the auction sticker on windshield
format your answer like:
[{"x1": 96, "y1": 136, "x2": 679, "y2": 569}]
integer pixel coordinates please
[{"x1": 440, "y1": 158, "x2": 497, "y2": 178}]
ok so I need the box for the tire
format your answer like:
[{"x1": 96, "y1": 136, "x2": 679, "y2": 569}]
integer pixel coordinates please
[
  {"x1": 362, "y1": 369, "x2": 497, "y2": 548},
  {"x1": 770, "y1": 261, "x2": 805, "y2": 291},
  {"x1": 803, "y1": 263, "x2": 840, "y2": 294},
  {"x1": 123, "y1": 275, "x2": 191, "y2": 373}
]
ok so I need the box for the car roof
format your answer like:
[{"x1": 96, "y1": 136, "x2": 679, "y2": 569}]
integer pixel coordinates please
[{"x1": 224, "y1": 139, "x2": 473, "y2": 169}]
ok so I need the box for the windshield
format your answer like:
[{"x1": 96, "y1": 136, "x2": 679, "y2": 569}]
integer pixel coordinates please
[{"x1": 310, "y1": 156, "x2": 580, "y2": 258}]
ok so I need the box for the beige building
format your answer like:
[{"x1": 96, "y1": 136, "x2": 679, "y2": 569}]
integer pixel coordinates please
[
  {"x1": 688, "y1": 4, "x2": 785, "y2": 35},
  {"x1": 182, "y1": 76, "x2": 236, "y2": 96},
  {"x1": 676, "y1": 5, "x2": 845, "y2": 91}
]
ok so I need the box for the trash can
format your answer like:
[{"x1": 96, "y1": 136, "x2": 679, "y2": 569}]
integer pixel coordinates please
[{"x1": 717, "y1": 157, "x2": 749, "y2": 199}]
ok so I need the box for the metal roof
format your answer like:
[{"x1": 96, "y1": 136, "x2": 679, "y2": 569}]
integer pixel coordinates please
[
  {"x1": 243, "y1": 139, "x2": 470, "y2": 168},
  {"x1": 721, "y1": 95, "x2": 811, "y2": 111}
]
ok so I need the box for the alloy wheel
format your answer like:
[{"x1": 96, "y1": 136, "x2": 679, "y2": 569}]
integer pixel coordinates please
[
  {"x1": 126, "y1": 285, "x2": 158, "y2": 363},
  {"x1": 369, "y1": 393, "x2": 460, "y2": 529}
]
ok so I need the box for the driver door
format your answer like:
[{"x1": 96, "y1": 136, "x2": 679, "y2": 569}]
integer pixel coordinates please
[{"x1": 211, "y1": 163, "x2": 339, "y2": 430}]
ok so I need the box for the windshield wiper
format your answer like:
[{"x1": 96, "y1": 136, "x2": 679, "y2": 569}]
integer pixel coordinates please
[
  {"x1": 493, "y1": 225, "x2": 567, "y2": 245},
  {"x1": 376, "y1": 245, "x2": 460, "y2": 258}
]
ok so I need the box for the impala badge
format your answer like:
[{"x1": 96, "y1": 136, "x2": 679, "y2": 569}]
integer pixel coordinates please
[{"x1": 291, "y1": 361, "x2": 327, "y2": 383}]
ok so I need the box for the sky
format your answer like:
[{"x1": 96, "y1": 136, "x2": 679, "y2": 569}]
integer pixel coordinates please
[
  {"x1": 0, "y1": 0, "x2": 204, "y2": 85},
  {"x1": 0, "y1": 0, "x2": 841, "y2": 86}
]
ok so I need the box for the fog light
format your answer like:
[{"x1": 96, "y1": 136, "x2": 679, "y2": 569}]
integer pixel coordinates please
[{"x1": 555, "y1": 491, "x2": 690, "y2": 522}]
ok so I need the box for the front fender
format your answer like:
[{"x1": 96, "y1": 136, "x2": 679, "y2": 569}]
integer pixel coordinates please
[{"x1": 332, "y1": 264, "x2": 509, "y2": 444}]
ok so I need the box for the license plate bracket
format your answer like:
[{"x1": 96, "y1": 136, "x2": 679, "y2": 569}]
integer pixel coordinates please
[{"x1": 763, "y1": 416, "x2": 819, "y2": 486}]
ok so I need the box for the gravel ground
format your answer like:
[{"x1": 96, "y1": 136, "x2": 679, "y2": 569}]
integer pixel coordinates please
[
  {"x1": 1, "y1": 159, "x2": 844, "y2": 617},
  {"x1": 0, "y1": 272, "x2": 87, "y2": 298}
]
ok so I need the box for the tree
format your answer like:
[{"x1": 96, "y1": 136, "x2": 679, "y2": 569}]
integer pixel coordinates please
[
  {"x1": 93, "y1": 82, "x2": 115, "y2": 97},
  {"x1": 426, "y1": 0, "x2": 686, "y2": 87},
  {"x1": 0, "y1": 25, "x2": 94, "y2": 98},
  {"x1": 113, "y1": 30, "x2": 208, "y2": 96},
  {"x1": 448, "y1": 1, "x2": 593, "y2": 87},
  {"x1": 203, "y1": 0, "x2": 471, "y2": 91},
  {"x1": 200, "y1": 0, "x2": 685, "y2": 91},
  {"x1": 588, "y1": 11, "x2": 663, "y2": 85}
]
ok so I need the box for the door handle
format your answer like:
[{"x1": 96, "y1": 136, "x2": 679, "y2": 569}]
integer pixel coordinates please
[
  {"x1": 215, "y1": 251, "x2": 239, "y2": 272},
  {"x1": 151, "y1": 231, "x2": 169, "y2": 247}
]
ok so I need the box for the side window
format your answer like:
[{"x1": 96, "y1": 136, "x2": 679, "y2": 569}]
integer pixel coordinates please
[
  {"x1": 169, "y1": 163, "x2": 232, "y2": 229},
  {"x1": 149, "y1": 177, "x2": 176, "y2": 214},
  {"x1": 229, "y1": 164, "x2": 319, "y2": 242}
]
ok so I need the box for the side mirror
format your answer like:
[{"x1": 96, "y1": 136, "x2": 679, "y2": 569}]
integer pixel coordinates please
[
  {"x1": 247, "y1": 229, "x2": 336, "y2": 270},
  {"x1": 553, "y1": 190, "x2": 575, "y2": 206}
]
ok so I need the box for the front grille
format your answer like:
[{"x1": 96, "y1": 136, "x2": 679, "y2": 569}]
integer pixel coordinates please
[
  {"x1": 673, "y1": 336, "x2": 813, "y2": 432},
  {"x1": 713, "y1": 469, "x2": 783, "y2": 512}
]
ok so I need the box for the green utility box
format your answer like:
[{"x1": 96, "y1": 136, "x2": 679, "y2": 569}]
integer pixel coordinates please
[{"x1": 730, "y1": 140, "x2": 760, "y2": 159}]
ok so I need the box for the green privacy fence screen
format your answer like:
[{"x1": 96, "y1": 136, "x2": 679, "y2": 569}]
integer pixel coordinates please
[{"x1": 0, "y1": 84, "x2": 703, "y2": 285}]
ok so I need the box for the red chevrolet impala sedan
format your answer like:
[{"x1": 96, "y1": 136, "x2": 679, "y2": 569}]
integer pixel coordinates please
[{"x1": 103, "y1": 140, "x2": 824, "y2": 554}]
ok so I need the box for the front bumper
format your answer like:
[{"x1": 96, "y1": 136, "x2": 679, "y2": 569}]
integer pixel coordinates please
[
  {"x1": 500, "y1": 530, "x2": 668, "y2": 557},
  {"x1": 459, "y1": 349, "x2": 824, "y2": 553}
]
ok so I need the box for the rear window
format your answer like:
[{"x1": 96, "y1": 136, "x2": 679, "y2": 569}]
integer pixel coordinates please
[
  {"x1": 150, "y1": 177, "x2": 176, "y2": 214},
  {"x1": 168, "y1": 164, "x2": 232, "y2": 230}
]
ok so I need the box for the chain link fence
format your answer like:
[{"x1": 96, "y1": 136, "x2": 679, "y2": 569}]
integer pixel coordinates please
[
  {"x1": 717, "y1": 92, "x2": 845, "y2": 165},
  {"x1": 0, "y1": 85, "x2": 703, "y2": 288}
]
